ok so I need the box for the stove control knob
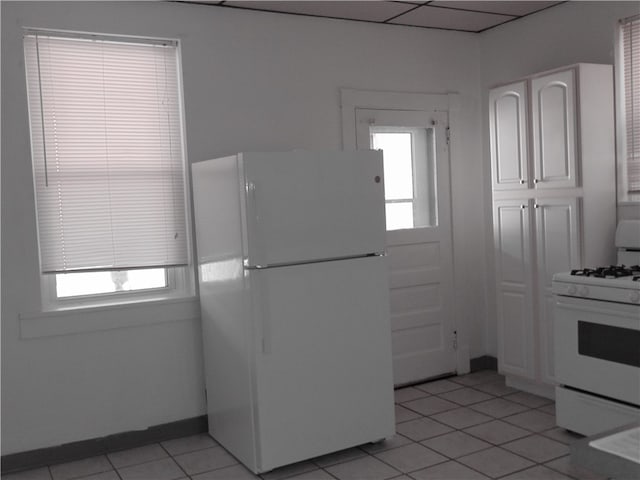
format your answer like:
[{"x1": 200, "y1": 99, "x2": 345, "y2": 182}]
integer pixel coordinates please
[
  {"x1": 630, "y1": 291, "x2": 640, "y2": 304},
  {"x1": 567, "y1": 285, "x2": 577, "y2": 295},
  {"x1": 579, "y1": 286, "x2": 589, "y2": 297}
]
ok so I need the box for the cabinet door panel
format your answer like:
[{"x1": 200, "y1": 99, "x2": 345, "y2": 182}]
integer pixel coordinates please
[
  {"x1": 531, "y1": 70, "x2": 577, "y2": 188},
  {"x1": 493, "y1": 199, "x2": 535, "y2": 379},
  {"x1": 535, "y1": 198, "x2": 580, "y2": 384},
  {"x1": 500, "y1": 290, "x2": 531, "y2": 373},
  {"x1": 535, "y1": 198, "x2": 580, "y2": 287},
  {"x1": 489, "y1": 82, "x2": 528, "y2": 191}
]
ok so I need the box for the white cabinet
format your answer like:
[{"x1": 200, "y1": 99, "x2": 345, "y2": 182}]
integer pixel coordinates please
[
  {"x1": 493, "y1": 198, "x2": 580, "y2": 385},
  {"x1": 490, "y1": 70, "x2": 578, "y2": 192},
  {"x1": 490, "y1": 64, "x2": 616, "y2": 397}
]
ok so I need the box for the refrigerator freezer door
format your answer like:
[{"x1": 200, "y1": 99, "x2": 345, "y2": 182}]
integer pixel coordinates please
[
  {"x1": 249, "y1": 256, "x2": 395, "y2": 472},
  {"x1": 241, "y1": 151, "x2": 386, "y2": 267}
]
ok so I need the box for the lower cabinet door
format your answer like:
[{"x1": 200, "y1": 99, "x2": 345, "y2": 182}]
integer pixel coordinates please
[
  {"x1": 534, "y1": 197, "x2": 580, "y2": 385},
  {"x1": 493, "y1": 199, "x2": 535, "y2": 379}
]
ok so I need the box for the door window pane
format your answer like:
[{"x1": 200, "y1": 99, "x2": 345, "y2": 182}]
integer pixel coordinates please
[
  {"x1": 371, "y1": 133, "x2": 414, "y2": 200},
  {"x1": 371, "y1": 127, "x2": 438, "y2": 230},
  {"x1": 385, "y1": 202, "x2": 414, "y2": 230}
]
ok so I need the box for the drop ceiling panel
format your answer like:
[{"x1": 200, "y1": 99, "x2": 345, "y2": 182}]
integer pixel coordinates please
[
  {"x1": 428, "y1": 1, "x2": 563, "y2": 17},
  {"x1": 389, "y1": 5, "x2": 514, "y2": 31},
  {"x1": 224, "y1": 1, "x2": 415, "y2": 22}
]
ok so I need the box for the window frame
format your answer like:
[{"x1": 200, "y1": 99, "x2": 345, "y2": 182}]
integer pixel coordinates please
[
  {"x1": 24, "y1": 29, "x2": 195, "y2": 311},
  {"x1": 616, "y1": 14, "x2": 640, "y2": 204},
  {"x1": 40, "y1": 266, "x2": 193, "y2": 311}
]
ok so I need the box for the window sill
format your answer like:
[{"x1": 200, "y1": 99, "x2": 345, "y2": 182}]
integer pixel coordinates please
[{"x1": 18, "y1": 296, "x2": 200, "y2": 339}]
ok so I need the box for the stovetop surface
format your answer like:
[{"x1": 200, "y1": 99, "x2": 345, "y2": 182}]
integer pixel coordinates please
[
  {"x1": 570, "y1": 265, "x2": 640, "y2": 281},
  {"x1": 553, "y1": 266, "x2": 640, "y2": 289},
  {"x1": 553, "y1": 265, "x2": 640, "y2": 304}
]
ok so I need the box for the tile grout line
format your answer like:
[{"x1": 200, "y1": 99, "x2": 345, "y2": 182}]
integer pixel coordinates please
[
  {"x1": 156, "y1": 441, "x2": 191, "y2": 480},
  {"x1": 103, "y1": 452, "x2": 124, "y2": 480},
  {"x1": 336, "y1": 446, "x2": 404, "y2": 480},
  {"x1": 375, "y1": 409, "x2": 496, "y2": 478},
  {"x1": 543, "y1": 455, "x2": 583, "y2": 480}
]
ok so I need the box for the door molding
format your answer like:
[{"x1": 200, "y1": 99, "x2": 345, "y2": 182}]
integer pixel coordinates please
[
  {"x1": 340, "y1": 88, "x2": 469, "y2": 376},
  {"x1": 340, "y1": 89, "x2": 460, "y2": 148}
]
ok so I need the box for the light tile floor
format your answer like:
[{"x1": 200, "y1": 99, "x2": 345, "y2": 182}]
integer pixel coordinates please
[{"x1": 2, "y1": 370, "x2": 607, "y2": 480}]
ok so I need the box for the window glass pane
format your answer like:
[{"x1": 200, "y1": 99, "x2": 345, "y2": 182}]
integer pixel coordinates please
[
  {"x1": 371, "y1": 132, "x2": 414, "y2": 200},
  {"x1": 385, "y1": 202, "x2": 414, "y2": 230},
  {"x1": 56, "y1": 268, "x2": 167, "y2": 298},
  {"x1": 371, "y1": 126, "x2": 438, "y2": 230}
]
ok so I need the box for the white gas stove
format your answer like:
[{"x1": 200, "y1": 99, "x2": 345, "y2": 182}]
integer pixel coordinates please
[
  {"x1": 552, "y1": 220, "x2": 640, "y2": 436},
  {"x1": 552, "y1": 265, "x2": 640, "y2": 304}
]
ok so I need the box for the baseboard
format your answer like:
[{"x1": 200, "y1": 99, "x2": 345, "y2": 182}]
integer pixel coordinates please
[
  {"x1": 1, "y1": 415, "x2": 208, "y2": 474},
  {"x1": 505, "y1": 375, "x2": 556, "y2": 400},
  {"x1": 3, "y1": 357, "x2": 499, "y2": 473},
  {"x1": 469, "y1": 355, "x2": 497, "y2": 372}
]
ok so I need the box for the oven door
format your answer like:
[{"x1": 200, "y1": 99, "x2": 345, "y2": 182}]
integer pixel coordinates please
[{"x1": 554, "y1": 295, "x2": 640, "y2": 406}]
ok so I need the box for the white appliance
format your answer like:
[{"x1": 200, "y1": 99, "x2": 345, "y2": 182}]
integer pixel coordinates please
[
  {"x1": 552, "y1": 220, "x2": 640, "y2": 436},
  {"x1": 191, "y1": 151, "x2": 396, "y2": 474}
]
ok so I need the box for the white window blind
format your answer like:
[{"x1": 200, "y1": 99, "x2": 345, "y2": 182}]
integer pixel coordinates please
[
  {"x1": 622, "y1": 16, "x2": 640, "y2": 193},
  {"x1": 24, "y1": 32, "x2": 189, "y2": 273}
]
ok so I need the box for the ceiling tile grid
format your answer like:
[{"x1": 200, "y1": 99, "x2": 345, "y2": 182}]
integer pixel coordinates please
[
  {"x1": 181, "y1": 1, "x2": 565, "y2": 33},
  {"x1": 388, "y1": 5, "x2": 516, "y2": 31}
]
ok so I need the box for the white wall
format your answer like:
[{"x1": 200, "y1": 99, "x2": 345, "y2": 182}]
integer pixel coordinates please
[
  {"x1": 1, "y1": 1, "x2": 485, "y2": 454},
  {"x1": 478, "y1": 1, "x2": 640, "y2": 356}
]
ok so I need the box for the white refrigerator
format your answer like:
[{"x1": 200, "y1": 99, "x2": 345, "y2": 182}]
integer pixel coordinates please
[{"x1": 191, "y1": 150, "x2": 395, "y2": 474}]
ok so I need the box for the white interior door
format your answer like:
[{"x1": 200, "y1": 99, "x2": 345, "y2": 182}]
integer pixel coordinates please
[{"x1": 356, "y1": 108, "x2": 456, "y2": 386}]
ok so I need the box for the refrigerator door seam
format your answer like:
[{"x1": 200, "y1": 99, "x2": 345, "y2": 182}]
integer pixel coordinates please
[{"x1": 244, "y1": 253, "x2": 386, "y2": 270}]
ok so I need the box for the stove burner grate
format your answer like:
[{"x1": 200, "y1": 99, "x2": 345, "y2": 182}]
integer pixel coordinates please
[{"x1": 570, "y1": 265, "x2": 640, "y2": 279}]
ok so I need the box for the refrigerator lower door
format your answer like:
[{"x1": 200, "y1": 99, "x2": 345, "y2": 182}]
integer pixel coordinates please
[{"x1": 249, "y1": 256, "x2": 395, "y2": 473}]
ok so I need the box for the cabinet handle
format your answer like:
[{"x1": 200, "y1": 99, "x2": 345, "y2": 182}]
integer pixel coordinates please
[
  {"x1": 533, "y1": 178, "x2": 540, "y2": 184},
  {"x1": 534, "y1": 203, "x2": 540, "y2": 209},
  {"x1": 520, "y1": 204, "x2": 527, "y2": 209},
  {"x1": 519, "y1": 179, "x2": 525, "y2": 185}
]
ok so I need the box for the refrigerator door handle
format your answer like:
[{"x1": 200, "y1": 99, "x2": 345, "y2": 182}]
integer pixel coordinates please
[
  {"x1": 256, "y1": 273, "x2": 272, "y2": 355},
  {"x1": 246, "y1": 180, "x2": 266, "y2": 267},
  {"x1": 262, "y1": 319, "x2": 271, "y2": 355},
  {"x1": 248, "y1": 181, "x2": 257, "y2": 214},
  {"x1": 244, "y1": 252, "x2": 386, "y2": 270}
]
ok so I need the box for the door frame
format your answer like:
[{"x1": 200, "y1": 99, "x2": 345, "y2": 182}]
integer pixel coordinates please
[{"x1": 340, "y1": 88, "x2": 469, "y2": 376}]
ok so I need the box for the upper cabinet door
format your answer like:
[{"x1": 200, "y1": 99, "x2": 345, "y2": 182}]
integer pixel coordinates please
[
  {"x1": 489, "y1": 82, "x2": 529, "y2": 191},
  {"x1": 531, "y1": 69, "x2": 578, "y2": 189}
]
